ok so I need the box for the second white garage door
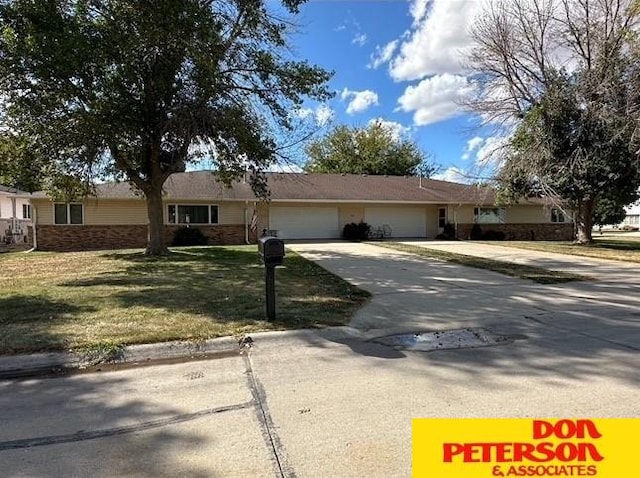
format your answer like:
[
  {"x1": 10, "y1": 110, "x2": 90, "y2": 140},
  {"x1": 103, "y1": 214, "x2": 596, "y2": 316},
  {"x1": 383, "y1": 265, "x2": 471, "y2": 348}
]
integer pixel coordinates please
[
  {"x1": 364, "y1": 207, "x2": 427, "y2": 238},
  {"x1": 269, "y1": 207, "x2": 340, "y2": 239}
]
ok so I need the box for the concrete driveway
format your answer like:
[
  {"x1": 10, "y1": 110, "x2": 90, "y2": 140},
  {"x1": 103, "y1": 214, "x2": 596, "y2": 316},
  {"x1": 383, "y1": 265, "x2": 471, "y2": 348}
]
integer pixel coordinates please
[
  {"x1": 1, "y1": 241, "x2": 638, "y2": 477},
  {"x1": 289, "y1": 241, "x2": 640, "y2": 347}
]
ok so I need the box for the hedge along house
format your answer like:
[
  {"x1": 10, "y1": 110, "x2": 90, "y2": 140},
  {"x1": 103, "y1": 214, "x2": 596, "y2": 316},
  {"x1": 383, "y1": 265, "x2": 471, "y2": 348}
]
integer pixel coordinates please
[{"x1": 28, "y1": 171, "x2": 574, "y2": 252}]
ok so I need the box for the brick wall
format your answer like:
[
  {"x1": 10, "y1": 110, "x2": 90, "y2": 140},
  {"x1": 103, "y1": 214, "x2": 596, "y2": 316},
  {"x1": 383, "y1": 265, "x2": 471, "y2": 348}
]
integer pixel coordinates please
[
  {"x1": 166, "y1": 225, "x2": 256, "y2": 246},
  {"x1": 35, "y1": 224, "x2": 252, "y2": 252},
  {"x1": 455, "y1": 223, "x2": 574, "y2": 241}
]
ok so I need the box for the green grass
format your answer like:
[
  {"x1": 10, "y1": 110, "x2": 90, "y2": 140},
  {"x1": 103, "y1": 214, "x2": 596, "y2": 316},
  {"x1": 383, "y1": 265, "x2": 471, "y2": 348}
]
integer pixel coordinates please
[
  {"x1": 0, "y1": 246, "x2": 369, "y2": 355},
  {"x1": 485, "y1": 237, "x2": 640, "y2": 263},
  {"x1": 372, "y1": 242, "x2": 589, "y2": 284}
]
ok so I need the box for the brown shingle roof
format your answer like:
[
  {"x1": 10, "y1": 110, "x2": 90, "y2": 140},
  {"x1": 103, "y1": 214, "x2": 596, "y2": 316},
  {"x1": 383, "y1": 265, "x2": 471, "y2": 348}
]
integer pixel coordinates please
[
  {"x1": 266, "y1": 173, "x2": 497, "y2": 203},
  {"x1": 33, "y1": 171, "x2": 506, "y2": 204}
]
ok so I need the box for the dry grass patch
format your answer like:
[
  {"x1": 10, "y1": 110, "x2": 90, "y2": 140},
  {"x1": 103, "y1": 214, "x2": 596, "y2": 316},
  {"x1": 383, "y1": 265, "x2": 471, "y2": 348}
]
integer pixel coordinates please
[
  {"x1": 487, "y1": 237, "x2": 640, "y2": 263},
  {"x1": 0, "y1": 246, "x2": 369, "y2": 354}
]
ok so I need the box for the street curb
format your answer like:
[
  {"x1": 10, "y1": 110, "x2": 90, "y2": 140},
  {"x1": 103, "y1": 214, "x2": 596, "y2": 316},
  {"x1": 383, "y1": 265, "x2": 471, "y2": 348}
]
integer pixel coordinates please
[{"x1": 0, "y1": 326, "x2": 366, "y2": 379}]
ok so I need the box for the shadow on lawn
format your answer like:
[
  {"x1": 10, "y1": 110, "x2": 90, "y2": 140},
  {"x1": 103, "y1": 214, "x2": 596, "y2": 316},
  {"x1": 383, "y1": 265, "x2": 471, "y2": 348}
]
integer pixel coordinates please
[
  {"x1": 0, "y1": 295, "x2": 98, "y2": 354},
  {"x1": 62, "y1": 247, "x2": 367, "y2": 330},
  {"x1": 593, "y1": 239, "x2": 640, "y2": 251}
]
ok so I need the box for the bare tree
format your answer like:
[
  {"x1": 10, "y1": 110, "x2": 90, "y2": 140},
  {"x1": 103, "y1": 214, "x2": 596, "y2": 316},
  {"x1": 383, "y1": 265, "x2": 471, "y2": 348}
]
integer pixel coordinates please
[{"x1": 467, "y1": 0, "x2": 640, "y2": 243}]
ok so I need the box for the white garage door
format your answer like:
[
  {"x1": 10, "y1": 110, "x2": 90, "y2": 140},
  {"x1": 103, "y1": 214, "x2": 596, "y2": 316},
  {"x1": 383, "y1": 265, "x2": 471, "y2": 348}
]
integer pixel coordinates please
[
  {"x1": 269, "y1": 207, "x2": 340, "y2": 239},
  {"x1": 365, "y1": 207, "x2": 426, "y2": 238}
]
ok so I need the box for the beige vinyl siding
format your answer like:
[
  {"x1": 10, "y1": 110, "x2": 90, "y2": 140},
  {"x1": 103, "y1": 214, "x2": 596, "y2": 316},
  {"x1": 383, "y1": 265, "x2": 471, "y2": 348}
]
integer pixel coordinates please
[
  {"x1": 506, "y1": 205, "x2": 550, "y2": 223},
  {"x1": 425, "y1": 204, "x2": 439, "y2": 238},
  {"x1": 256, "y1": 202, "x2": 269, "y2": 234},
  {"x1": 32, "y1": 199, "x2": 54, "y2": 225},
  {"x1": 452, "y1": 206, "x2": 475, "y2": 224},
  {"x1": 34, "y1": 198, "x2": 247, "y2": 226},
  {"x1": 218, "y1": 202, "x2": 245, "y2": 224},
  {"x1": 84, "y1": 200, "x2": 148, "y2": 225}
]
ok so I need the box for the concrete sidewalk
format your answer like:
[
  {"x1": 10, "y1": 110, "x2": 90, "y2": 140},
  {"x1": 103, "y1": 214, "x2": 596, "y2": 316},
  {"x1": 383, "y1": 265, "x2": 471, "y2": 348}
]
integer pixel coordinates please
[{"x1": 0, "y1": 241, "x2": 638, "y2": 477}]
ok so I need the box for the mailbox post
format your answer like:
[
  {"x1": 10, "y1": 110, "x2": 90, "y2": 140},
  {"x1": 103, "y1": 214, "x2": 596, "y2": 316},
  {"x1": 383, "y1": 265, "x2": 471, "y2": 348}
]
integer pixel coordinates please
[{"x1": 258, "y1": 237, "x2": 285, "y2": 321}]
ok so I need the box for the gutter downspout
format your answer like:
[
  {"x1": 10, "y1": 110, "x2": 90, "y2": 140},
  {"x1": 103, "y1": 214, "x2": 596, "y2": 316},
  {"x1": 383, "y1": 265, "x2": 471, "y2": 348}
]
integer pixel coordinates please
[
  {"x1": 28, "y1": 205, "x2": 37, "y2": 252},
  {"x1": 244, "y1": 200, "x2": 250, "y2": 244},
  {"x1": 11, "y1": 195, "x2": 17, "y2": 221}
]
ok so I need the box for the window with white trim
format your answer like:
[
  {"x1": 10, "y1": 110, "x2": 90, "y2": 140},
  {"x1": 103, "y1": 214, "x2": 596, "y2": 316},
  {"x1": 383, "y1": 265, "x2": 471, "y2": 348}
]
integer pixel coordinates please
[
  {"x1": 22, "y1": 204, "x2": 31, "y2": 219},
  {"x1": 54, "y1": 203, "x2": 83, "y2": 225},
  {"x1": 438, "y1": 207, "x2": 447, "y2": 228},
  {"x1": 167, "y1": 205, "x2": 219, "y2": 225},
  {"x1": 474, "y1": 207, "x2": 506, "y2": 224},
  {"x1": 551, "y1": 208, "x2": 565, "y2": 223}
]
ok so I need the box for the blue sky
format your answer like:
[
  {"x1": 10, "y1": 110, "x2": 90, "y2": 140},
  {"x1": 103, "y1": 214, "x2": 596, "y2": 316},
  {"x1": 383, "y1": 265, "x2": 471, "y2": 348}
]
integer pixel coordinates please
[{"x1": 284, "y1": 0, "x2": 498, "y2": 182}]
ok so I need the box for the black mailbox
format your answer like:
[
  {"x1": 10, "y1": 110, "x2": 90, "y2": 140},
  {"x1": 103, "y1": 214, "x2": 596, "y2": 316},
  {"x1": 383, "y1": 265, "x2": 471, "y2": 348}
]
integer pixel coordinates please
[{"x1": 258, "y1": 236, "x2": 285, "y2": 266}]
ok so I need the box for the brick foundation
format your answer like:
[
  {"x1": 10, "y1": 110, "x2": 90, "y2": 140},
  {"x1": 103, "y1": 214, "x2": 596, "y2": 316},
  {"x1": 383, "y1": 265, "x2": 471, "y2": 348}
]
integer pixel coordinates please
[
  {"x1": 166, "y1": 225, "x2": 255, "y2": 246},
  {"x1": 455, "y1": 223, "x2": 574, "y2": 241},
  {"x1": 35, "y1": 224, "x2": 252, "y2": 252}
]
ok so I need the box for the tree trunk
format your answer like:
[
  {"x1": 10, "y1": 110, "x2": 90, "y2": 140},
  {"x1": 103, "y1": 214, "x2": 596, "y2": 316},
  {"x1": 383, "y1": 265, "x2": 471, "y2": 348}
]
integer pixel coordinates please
[
  {"x1": 145, "y1": 186, "x2": 169, "y2": 255},
  {"x1": 575, "y1": 199, "x2": 594, "y2": 244}
]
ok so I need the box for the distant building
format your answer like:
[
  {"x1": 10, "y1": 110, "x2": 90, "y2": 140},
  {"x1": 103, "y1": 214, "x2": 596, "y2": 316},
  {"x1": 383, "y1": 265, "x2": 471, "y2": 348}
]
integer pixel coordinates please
[
  {"x1": 620, "y1": 202, "x2": 640, "y2": 228},
  {"x1": 0, "y1": 185, "x2": 32, "y2": 244}
]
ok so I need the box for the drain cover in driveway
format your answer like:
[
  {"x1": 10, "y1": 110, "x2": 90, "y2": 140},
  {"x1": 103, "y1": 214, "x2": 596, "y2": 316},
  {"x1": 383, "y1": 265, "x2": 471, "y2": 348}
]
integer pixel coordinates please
[{"x1": 371, "y1": 328, "x2": 512, "y2": 352}]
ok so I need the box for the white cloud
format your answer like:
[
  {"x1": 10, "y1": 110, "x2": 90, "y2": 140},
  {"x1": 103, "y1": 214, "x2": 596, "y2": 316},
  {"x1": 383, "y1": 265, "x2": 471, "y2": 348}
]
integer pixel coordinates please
[
  {"x1": 293, "y1": 104, "x2": 334, "y2": 126},
  {"x1": 352, "y1": 33, "x2": 367, "y2": 46},
  {"x1": 314, "y1": 104, "x2": 335, "y2": 126},
  {"x1": 397, "y1": 73, "x2": 474, "y2": 126},
  {"x1": 294, "y1": 107, "x2": 314, "y2": 120},
  {"x1": 433, "y1": 166, "x2": 472, "y2": 184},
  {"x1": 367, "y1": 118, "x2": 412, "y2": 141},
  {"x1": 368, "y1": 40, "x2": 399, "y2": 69},
  {"x1": 390, "y1": 0, "x2": 481, "y2": 81},
  {"x1": 474, "y1": 135, "x2": 508, "y2": 168},
  {"x1": 462, "y1": 136, "x2": 484, "y2": 160},
  {"x1": 410, "y1": 0, "x2": 431, "y2": 25},
  {"x1": 267, "y1": 163, "x2": 303, "y2": 173},
  {"x1": 341, "y1": 88, "x2": 379, "y2": 115}
]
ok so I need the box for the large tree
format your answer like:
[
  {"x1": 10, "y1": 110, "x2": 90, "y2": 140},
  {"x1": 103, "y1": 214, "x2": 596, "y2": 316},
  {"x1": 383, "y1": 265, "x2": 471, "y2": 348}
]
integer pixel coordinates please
[
  {"x1": 0, "y1": 132, "x2": 45, "y2": 192},
  {"x1": 304, "y1": 122, "x2": 437, "y2": 177},
  {"x1": 467, "y1": 0, "x2": 640, "y2": 243},
  {"x1": 0, "y1": 0, "x2": 331, "y2": 254}
]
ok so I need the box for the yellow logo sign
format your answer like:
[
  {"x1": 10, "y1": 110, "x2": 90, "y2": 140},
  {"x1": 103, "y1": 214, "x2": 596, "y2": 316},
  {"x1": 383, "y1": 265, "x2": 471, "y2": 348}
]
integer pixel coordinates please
[{"x1": 413, "y1": 418, "x2": 636, "y2": 477}]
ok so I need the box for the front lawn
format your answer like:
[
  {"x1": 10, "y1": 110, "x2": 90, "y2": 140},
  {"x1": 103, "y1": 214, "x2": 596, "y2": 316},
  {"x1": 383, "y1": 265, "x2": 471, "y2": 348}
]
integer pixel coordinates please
[
  {"x1": 485, "y1": 237, "x2": 640, "y2": 263},
  {"x1": 0, "y1": 246, "x2": 369, "y2": 354}
]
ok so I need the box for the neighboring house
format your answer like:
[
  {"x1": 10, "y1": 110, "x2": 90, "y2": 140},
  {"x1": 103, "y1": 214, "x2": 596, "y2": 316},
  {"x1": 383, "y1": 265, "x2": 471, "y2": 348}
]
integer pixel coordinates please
[
  {"x1": 619, "y1": 202, "x2": 640, "y2": 229},
  {"x1": 0, "y1": 185, "x2": 32, "y2": 245},
  {"x1": 29, "y1": 172, "x2": 574, "y2": 252}
]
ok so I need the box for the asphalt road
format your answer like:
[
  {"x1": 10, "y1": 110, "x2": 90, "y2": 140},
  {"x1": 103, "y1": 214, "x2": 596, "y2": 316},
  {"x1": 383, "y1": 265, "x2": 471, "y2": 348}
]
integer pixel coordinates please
[{"x1": 1, "y1": 241, "x2": 638, "y2": 477}]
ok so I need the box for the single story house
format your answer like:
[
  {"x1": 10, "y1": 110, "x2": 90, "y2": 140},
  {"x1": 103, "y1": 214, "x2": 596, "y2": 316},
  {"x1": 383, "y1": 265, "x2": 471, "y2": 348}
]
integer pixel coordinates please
[
  {"x1": 28, "y1": 172, "x2": 574, "y2": 251},
  {"x1": 0, "y1": 185, "x2": 32, "y2": 245}
]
